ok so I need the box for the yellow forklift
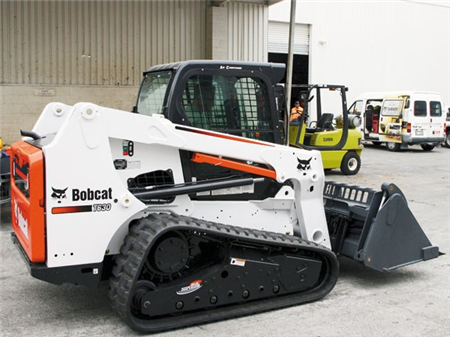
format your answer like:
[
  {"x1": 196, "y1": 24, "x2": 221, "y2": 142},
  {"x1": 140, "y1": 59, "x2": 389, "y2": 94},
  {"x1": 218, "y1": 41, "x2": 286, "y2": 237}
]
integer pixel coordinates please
[{"x1": 289, "y1": 84, "x2": 363, "y2": 175}]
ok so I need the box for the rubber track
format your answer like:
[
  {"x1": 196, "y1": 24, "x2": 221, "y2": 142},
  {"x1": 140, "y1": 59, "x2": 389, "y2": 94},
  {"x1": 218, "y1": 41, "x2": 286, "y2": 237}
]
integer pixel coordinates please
[{"x1": 109, "y1": 213, "x2": 339, "y2": 333}]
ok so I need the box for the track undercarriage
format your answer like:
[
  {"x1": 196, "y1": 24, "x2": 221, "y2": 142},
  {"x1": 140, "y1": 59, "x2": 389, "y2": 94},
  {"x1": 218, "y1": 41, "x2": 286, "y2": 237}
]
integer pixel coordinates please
[{"x1": 109, "y1": 213, "x2": 339, "y2": 333}]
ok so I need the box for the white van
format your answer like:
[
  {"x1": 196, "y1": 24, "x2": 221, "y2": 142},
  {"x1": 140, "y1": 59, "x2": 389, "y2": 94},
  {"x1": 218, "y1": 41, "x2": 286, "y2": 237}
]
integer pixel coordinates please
[
  {"x1": 348, "y1": 91, "x2": 446, "y2": 151},
  {"x1": 444, "y1": 105, "x2": 450, "y2": 148}
]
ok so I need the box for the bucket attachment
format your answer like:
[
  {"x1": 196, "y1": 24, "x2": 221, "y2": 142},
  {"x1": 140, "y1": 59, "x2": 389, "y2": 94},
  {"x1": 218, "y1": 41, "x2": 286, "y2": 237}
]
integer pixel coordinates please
[{"x1": 323, "y1": 181, "x2": 440, "y2": 272}]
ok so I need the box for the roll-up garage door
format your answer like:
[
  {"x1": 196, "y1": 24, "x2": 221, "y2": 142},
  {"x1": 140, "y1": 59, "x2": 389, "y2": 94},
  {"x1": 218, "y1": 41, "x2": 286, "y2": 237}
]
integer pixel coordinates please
[{"x1": 268, "y1": 21, "x2": 310, "y2": 55}]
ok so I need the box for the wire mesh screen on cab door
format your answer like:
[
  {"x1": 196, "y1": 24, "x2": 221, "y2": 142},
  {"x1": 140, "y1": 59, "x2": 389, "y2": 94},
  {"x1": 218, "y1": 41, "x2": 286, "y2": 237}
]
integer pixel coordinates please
[{"x1": 182, "y1": 75, "x2": 275, "y2": 143}]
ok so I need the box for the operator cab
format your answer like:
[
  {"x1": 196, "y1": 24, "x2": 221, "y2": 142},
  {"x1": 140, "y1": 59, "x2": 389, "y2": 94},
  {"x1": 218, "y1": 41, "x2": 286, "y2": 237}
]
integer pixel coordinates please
[
  {"x1": 134, "y1": 60, "x2": 288, "y2": 201},
  {"x1": 135, "y1": 60, "x2": 287, "y2": 145}
]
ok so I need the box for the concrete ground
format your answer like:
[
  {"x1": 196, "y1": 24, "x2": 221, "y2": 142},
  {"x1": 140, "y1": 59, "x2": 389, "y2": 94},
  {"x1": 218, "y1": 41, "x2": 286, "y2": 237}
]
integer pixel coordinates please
[{"x1": 1, "y1": 144, "x2": 449, "y2": 337}]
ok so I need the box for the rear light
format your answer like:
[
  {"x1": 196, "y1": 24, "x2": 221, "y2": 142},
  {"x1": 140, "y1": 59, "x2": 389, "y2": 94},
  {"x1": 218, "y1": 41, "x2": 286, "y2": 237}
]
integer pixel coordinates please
[
  {"x1": 444, "y1": 123, "x2": 447, "y2": 133},
  {"x1": 407, "y1": 123, "x2": 411, "y2": 133}
]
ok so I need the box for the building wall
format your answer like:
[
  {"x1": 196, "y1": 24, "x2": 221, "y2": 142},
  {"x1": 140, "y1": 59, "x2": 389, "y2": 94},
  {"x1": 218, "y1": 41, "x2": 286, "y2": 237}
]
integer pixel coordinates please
[
  {"x1": 0, "y1": 0, "x2": 208, "y2": 144},
  {"x1": 226, "y1": 1, "x2": 268, "y2": 61},
  {"x1": 269, "y1": 1, "x2": 450, "y2": 106},
  {"x1": 207, "y1": 2, "x2": 268, "y2": 61},
  {"x1": 0, "y1": 85, "x2": 138, "y2": 142},
  {"x1": 0, "y1": 0, "x2": 270, "y2": 144},
  {"x1": 0, "y1": 0, "x2": 207, "y2": 86}
]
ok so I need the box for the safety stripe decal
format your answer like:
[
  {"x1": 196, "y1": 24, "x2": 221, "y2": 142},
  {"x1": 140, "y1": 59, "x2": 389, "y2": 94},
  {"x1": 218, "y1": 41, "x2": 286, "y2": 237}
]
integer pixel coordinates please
[
  {"x1": 52, "y1": 205, "x2": 92, "y2": 214},
  {"x1": 191, "y1": 153, "x2": 277, "y2": 180},
  {"x1": 175, "y1": 126, "x2": 275, "y2": 147}
]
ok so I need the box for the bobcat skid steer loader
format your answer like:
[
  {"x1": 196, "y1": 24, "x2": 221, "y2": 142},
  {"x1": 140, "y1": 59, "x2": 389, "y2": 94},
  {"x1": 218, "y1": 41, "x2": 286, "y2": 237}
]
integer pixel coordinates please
[{"x1": 9, "y1": 61, "x2": 439, "y2": 333}]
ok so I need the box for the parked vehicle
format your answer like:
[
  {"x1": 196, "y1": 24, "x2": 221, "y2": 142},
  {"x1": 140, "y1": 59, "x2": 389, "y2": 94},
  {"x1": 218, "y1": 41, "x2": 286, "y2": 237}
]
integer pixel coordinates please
[
  {"x1": 0, "y1": 151, "x2": 10, "y2": 205},
  {"x1": 0, "y1": 138, "x2": 11, "y2": 205},
  {"x1": 349, "y1": 91, "x2": 446, "y2": 151},
  {"x1": 444, "y1": 106, "x2": 450, "y2": 148},
  {"x1": 289, "y1": 84, "x2": 363, "y2": 175}
]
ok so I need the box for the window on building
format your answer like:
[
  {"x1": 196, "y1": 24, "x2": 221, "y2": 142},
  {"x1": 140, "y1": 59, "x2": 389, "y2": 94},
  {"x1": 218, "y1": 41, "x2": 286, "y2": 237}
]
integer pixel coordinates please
[
  {"x1": 414, "y1": 101, "x2": 427, "y2": 117},
  {"x1": 430, "y1": 101, "x2": 442, "y2": 117},
  {"x1": 181, "y1": 75, "x2": 274, "y2": 142}
]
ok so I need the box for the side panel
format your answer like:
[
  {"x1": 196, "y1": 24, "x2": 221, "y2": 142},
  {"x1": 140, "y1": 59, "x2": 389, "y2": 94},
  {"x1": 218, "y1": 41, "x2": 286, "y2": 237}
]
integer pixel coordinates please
[
  {"x1": 43, "y1": 105, "x2": 148, "y2": 268},
  {"x1": 10, "y1": 141, "x2": 45, "y2": 262},
  {"x1": 379, "y1": 99, "x2": 403, "y2": 143},
  {"x1": 403, "y1": 96, "x2": 446, "y2": 143},
  {"x1": 321, "y1": 151, "x2": 346, "y2": 170}
]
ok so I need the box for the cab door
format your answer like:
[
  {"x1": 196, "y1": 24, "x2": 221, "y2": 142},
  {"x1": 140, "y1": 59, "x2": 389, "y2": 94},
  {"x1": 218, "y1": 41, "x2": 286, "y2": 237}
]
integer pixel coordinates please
[
  {"x1": 379, "y1": 99, "x2": 403, "y2": 143},
  {"x1": 429, "y1": 101, "x2": 444, "y2": 139},
  {"x1": 410, "y1": 100, "x2": 430, "y2": 140}
]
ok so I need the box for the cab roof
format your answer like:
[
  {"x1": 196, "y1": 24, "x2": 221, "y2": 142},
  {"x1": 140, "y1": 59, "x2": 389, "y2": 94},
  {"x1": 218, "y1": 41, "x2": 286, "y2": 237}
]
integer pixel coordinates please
[{"x1": 143, "y1": 60, "x2": 286, "y2": 86}]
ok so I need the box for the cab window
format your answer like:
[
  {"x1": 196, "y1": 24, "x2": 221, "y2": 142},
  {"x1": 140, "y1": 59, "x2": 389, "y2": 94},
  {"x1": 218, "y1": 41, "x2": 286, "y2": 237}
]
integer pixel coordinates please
[
  {"x1": 430, "y1": 101, "x2": 442, "y2": 117},
  {"x1": 137, "y1": 71, "x2": 172, "y2": 116},
  {"x1": 181, "y1": 75, "x2": 274, "y2": 142},
  {"x1": 414, "y1": 101, "x2": 427, "y2": 117}
]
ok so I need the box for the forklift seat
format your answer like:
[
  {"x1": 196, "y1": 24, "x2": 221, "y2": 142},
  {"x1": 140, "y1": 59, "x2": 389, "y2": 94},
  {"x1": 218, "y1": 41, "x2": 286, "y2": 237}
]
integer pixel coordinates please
[{"x1": 306, "y1": 113, "x2": 334, "y2": 133}]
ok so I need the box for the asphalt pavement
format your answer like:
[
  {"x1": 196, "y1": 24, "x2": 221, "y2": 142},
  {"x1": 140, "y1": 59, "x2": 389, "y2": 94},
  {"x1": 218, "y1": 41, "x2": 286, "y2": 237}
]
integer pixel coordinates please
[{"x1": 1, "y1": 144, "x2": 449, "y2": 337}]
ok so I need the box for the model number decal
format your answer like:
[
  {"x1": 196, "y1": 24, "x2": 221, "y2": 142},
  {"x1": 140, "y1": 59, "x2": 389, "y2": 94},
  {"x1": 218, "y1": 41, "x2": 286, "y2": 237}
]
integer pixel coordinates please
[
  {"x1": 52, "y1": 203, "x2": 112, "y2": 215},
  {"x1": 92, "y1": 203, "x2": 112, "y2": 212}
]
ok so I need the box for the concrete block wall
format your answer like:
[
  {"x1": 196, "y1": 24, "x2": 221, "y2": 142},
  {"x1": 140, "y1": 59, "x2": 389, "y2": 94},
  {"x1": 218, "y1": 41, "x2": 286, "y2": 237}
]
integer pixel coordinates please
[{"x1": 0, "y1": 85, "x2": 138, "y2": 144}]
